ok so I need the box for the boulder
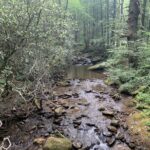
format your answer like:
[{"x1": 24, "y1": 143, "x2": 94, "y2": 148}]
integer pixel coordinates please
[{"x1": 43, "y1": 137, "x2": 72, "y2": 150}]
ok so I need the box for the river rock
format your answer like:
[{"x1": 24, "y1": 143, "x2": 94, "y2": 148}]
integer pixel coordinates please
[
  {"x1": 102, "y1": 111, "x2": 114, "y2": 117},
  {"x1": 72, "y1": 93, "x2": 79, "y2": 98},
  {"x1": 34, "y1": 137, "x2": 46, "y2": 145},
  {"x1": 127, "y1": 142, "x2": 136, "y2": 149},
  {"x1": 98, "y1": 106, "x2": 105, "y2": 111},
  {"x1": 113, "y1": 144, "x2": 131, "y2": 150},
  {"x1": 85, "y1": 90, "x2": 93, "y2": 93},
  {"x1": 53, "y1": 118, "x2": 62, "y2": 125},
  {"x1": 73, "y1": 120, "x2": 82, "y2": 126},
  {"x1": 103, "y1": 131, "x2": 113, "y2": 137},
  {"x1": 58, "y1": 94, "x2": 72, "y2": 99},
  {"x1": 110, "y1": 120, "x2": 119, "y2": 127},
  {"x1": 107, "y1": 126, "x2": 117, "y2": 133},
  {"x1": 116, "y1": 132, "x2": 124, "y2": 140},
  {"x1": 54, "y1": 107, "x2": 65, "y2": 116},
  {"x1": 86, "y1": 123, "x2": 97, "y2": 127},
  {"x1": 43, "y1": 137, "x2": 72, "y2": 150},
  {"x1": 78, "y1": 99, "x2": 90, "y2": 106},
  {"x1": 72, "y1": 141, "x2": 82, "y2": 149},
  {"x1": 57, "y1": 81, "x2": 71, "y2": 87},
  {"x1": 106, "y1": 137, "x2": 116, "y2": 146}
]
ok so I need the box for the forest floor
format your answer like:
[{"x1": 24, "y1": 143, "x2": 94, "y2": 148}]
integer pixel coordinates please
[{"x1": 0, "y1": 56, "x2": 150, "y2": 150}]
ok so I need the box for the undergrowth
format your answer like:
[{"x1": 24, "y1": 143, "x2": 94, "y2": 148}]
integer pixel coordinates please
[{"x1": 106, "y1": 40, "x2": 150, "y2": 127}]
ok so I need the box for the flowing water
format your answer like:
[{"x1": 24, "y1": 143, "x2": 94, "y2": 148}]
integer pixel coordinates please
[
  {"x1": 1, "y1": 65, "x2": 147, "y2": 150},
  {"x1": 51, "y1": 65, "x2": 132, "y2": 150}
]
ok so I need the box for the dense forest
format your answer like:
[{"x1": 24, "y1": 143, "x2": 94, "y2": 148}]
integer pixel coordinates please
[{"x1": 0, "y1": 0, "x2": 150, "y2": 150}]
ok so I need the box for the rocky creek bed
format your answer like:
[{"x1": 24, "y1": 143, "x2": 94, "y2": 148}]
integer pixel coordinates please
[{"x1": 0, "y1": 65, "x2": 149, "y2": 150}]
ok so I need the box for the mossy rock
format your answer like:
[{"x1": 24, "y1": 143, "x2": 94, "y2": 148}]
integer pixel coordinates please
[
  {"x1": 43, "y1": 137, "x2": 72, "y2": 150},
  {"x1": 88, "y1": 62, "x2": 109, "y2": 71}
]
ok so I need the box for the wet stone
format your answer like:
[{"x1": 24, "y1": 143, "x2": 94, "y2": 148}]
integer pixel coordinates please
[
  {"x1": 86, "y1": 123, "x2": 97, "y2": 127},
  {"x1": 58, "y1": 94, "x2": 72, "y2": 99},
  {"x1": 102, "y1": 111, "x2": 114, "y2": 117},
  {"x1": 116, "y1": 132, "x2": 124, "y2": 140},
  {"x1": 98, "y1": 106, "x2": 105, "y2": 111},
  {"x1": 72, "y1": 141, "x2": 82, "y2": 149},
  {"x1": 127, "y1": 142, "x2": 136, "y2": 149},
  {"x1": 73, "y1": 120, "x2": 82, "y2": 126},
  {"x1": 54, "y1": 107, "x2": 65, "y2": 116},
  {"x1": 103, "y1": 131, "x2": 113, "y2": 137},
  {"x1": 72, "y1": 93, "x2": 79, "y2": 98},
  {"x1": 107, "y1": 126, "x2": 117, "y2": 133},
  {"x1": 34, "y1": 137, "x2": 46, "y2": 145},
  {"x1": 122, "y1": 124, "x2": 128, "y2": 130},
  {"x1": 113, "y1": 144, "x2": 131, "y2": 150},
  {"x1": 53, "y1": 118, "x2": 62, "y2": 125},
  {"x1": 110, "y1": 120, "x2": 119, "y2": 127},
  {"x1": 95, "y1": 95, "x2": 102, "y2": 99},
  {"x1": 85, "y1": 90, "x2": 93, "y2": 93},
  {"x1": 106, "y1": 137, "x2": 116, "y2": 147}
]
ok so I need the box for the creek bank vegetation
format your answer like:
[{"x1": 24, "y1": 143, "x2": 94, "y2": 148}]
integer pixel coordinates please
[
  {"x1": 0, "y1": 0, "x2": 75, "y2": 116},
  {"x1": 0, "y1": 0, "x2": 150, "y2": 150}
]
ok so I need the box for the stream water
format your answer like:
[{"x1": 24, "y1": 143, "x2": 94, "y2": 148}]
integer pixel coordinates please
[{"x1": 0, "y1": 65, "x2": 148, "y2": 150}]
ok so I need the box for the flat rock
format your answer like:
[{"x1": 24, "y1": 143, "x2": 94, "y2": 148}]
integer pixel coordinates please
[
  {"x1": 43, "y1": 137, "x2": 72, "y2": 150},
  {"x1": 102, "y1": 111, "x2": 114, "y2": 117}
]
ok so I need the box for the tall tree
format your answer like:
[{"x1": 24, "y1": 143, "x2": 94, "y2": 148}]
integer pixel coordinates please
[{"x1": 127, "y1": 0, "x2": 140, "y2": 41}]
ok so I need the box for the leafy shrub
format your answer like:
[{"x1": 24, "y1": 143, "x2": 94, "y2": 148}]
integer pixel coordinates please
[
  {"x1": 119, "y1": 82, "x2": 135, "y2": 94},
  {"x1": 136, "y1": 92, "x2": 150, "y2": 105}
]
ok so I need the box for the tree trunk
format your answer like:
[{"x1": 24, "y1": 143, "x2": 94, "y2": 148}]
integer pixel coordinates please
[
  {"x1": 142, "y1": 0, "x2": 147, "y2": 27},
  {"x1": 127, "y1": 0, "x2": 140, "y2": 41},
  {"x1": 127, "y1": 0, "x2": 140, "y2": 67}
]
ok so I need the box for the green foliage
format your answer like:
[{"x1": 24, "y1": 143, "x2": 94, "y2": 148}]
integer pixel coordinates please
[
  {"x1": 136, "y1": 92, "x2": 150, "y2": 105},
  {"x1": 0, "y1": 0, "x2": 75, "y2": 80},
  {"x1": 0, "y1": 0, "x2": 77, "y2": 113},
  {"x1": 107, "y1": 36, "x2": 150, "y2": 120}
]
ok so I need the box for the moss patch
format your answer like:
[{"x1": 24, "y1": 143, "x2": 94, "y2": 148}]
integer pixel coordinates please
[{"x1": 127, "y1": 111, "x2": 150, "y2": 147}]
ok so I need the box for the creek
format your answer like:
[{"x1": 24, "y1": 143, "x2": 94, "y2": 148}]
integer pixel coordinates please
[{"x1": 0, "y1": 65, "x2": 147, "y2": 150}]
